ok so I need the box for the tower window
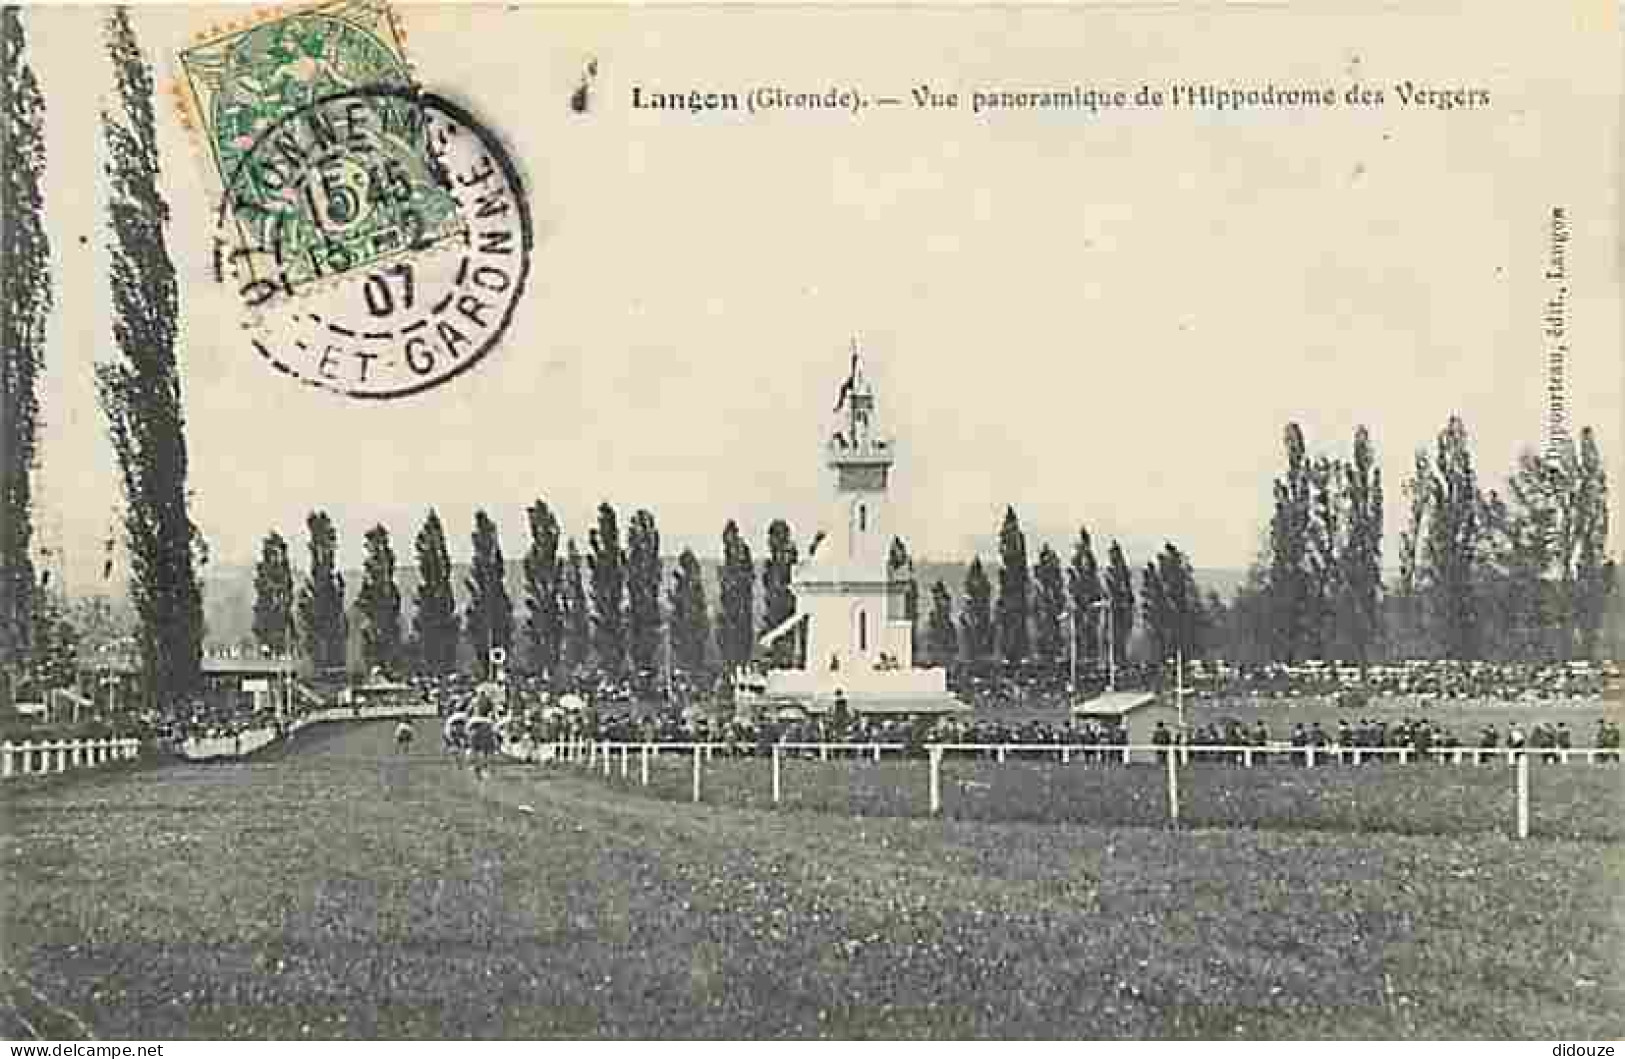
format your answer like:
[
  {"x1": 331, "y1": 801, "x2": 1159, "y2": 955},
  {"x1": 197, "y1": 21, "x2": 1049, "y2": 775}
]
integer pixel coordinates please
[
  {"x1": 858, "y1": 608, "x2": 868, "y2": 652},
  {"x1": 858, "y1": 503, "x2": 867, "y2": 533}
]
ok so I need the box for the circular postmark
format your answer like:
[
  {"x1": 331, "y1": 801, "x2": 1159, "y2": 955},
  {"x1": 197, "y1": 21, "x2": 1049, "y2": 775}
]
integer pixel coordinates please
[{"x1": 213, "y1": 85, "x2": 532, "y2": 400}]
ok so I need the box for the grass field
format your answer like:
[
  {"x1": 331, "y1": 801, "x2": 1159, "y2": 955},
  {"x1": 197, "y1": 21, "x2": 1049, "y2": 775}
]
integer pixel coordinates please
[
  {"x1": 616, "y1": 752, "x2": 1625, "y2": 842},
  {"x1": 2, "y1": 719, "x2": 1621, "y2": 1039}
]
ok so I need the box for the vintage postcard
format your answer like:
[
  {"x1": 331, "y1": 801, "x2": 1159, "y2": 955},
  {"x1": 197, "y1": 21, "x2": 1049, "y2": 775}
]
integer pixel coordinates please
[{"x1": 2, "y1": 0, "x2": 1621, "y2": 1044}]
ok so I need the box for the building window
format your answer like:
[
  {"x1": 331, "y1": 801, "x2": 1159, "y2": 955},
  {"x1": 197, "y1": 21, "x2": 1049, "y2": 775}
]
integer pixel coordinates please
[
  {"x1": 857, "y1": 502, "x2": 867, "y2": 533},
  {"x1": 858, "y1": 608, "x2": 868, "y2": 652}
]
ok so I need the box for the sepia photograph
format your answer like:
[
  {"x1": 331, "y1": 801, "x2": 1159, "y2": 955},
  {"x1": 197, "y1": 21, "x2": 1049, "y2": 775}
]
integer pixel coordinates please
[{"x1": 0, "y1": 0, "x2": 1621, "y2": 1043}]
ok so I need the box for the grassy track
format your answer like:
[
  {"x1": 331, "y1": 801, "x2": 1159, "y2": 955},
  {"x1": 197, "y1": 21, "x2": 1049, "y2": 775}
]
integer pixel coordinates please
[{"x1": 1, "y1": 720, "x2": 1620, "y2": 1039}]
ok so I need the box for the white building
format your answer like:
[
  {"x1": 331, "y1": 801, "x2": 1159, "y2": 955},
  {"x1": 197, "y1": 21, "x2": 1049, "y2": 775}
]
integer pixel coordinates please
[{"x1": 749, "y1": 348, "x2": 966, "y2": 717}]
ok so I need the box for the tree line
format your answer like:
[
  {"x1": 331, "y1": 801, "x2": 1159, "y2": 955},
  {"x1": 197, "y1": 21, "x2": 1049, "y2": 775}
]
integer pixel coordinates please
[
  {"x1": 251, "y1": 497, "x2": 1222, "y2": 692},
  {"x1": 918, "y1": 510, "x2": 1206, "y2": 681},
  {"x1": 250, "y1": 503, "x2": 811, "y2": 692},
  {"x1": 1225, "y1": 418, "x2": 1615, "y2": 666}
]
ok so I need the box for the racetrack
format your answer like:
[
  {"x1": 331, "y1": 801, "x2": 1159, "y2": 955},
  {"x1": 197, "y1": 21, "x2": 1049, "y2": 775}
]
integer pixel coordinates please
[{"x1": 2, "y1": 720, "x2": 1620, "y2": 1039}]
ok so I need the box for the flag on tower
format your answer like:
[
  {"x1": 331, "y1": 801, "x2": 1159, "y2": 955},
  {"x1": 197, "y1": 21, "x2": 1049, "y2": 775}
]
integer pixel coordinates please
[{"x1": 833, "y1": 339, "x2": 860, "y2": 413}]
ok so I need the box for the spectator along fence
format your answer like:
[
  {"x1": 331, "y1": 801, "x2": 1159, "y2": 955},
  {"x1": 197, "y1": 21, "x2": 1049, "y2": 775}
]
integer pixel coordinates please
[
  {"x1": 1, "y1": 736, "x2": 142, "y2": 780},
  {"x1": 518, "y1": 738, "x2": 1620, "y2": 841}
]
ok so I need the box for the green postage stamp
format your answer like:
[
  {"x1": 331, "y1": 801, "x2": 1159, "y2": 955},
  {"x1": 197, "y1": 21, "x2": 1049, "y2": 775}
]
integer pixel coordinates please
[{"x1": 177, "y1": 0, "x2": 462, "y2": 302}]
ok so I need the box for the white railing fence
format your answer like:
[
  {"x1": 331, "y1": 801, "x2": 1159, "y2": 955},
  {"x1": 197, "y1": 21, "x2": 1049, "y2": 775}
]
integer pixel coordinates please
[
  {"x1": 1, "y1": 737, "x2": 142, "y2": 779},
  {"x1": 530, "y1": 739, "x2": 1618, "y2": 840}
]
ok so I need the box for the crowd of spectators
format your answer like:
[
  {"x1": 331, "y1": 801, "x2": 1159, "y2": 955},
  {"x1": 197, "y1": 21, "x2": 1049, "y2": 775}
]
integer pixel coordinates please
[
  {"x1": 951, "y1": 657, "x2": 1619, "y2": 711},
  {"x1": 496, "y1": 705, "x2": 1129, "y2": 760},
  {"x1": 1168, "y1": 715, "x2": 1621, "y2": 761}
]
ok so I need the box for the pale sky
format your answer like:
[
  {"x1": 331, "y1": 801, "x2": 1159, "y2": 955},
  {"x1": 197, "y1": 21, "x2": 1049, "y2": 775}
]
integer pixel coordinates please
[{"x1": 21, "y1": 3, "x2": 1624, "y2": 590}]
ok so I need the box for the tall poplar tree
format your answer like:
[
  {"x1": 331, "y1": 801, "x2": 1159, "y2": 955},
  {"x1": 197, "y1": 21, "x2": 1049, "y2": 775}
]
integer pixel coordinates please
[
  {"x1": 412, "y1": 509, "x2": 459, "y2": 676},
  {"x1": 761, "y1": 519, "x2": 799, "y2": 667},
  {"x1": 1266, "y1": 423, "x2": 1314, "y2": 662},
  {"x1": 1306, "y1": 454, "x2": 1344, "y2": 657},
  {"x1": 587, "y1": 502, "x2": 626, "y2": 675},
  {"x1": 1104, "y1": 540, "x2": 1135, "y2": 669},
  {"x1": 1423, "y1": 416, "x2": 1486, "y2": 660},
  {"x1": 1031, "y1": 543, "x2": 1066, "y2": 672},
  {"x1": 356, "y1": 525, "x2": 402, "y2": 675},
  {"x1": 521, "y1": 499, "x2": 563, "y2": 680},
  {"x1": 1066, "y1": 526, "x2": 1104, "y2": 668},
  {"x1": 560, "y1": 538, "x2": 591, "y2": 681},
  {"x1": 926, "y1": 580, "x2": 957, "y2": 669},
  {"x1": 465, "y1": 510, "x2": 513, "y2": 677},
  {"x1": 298, "y1": 511, "x2": 346, "y2": 672},
  {"x1": 668, "y1": 547, "x2": 710, "y2": 677},
  {"x1": 96, "y1": 7, "x2": 203, "y2": 708},
  {"x1": 718, "y1": 520, "x2": 755, "y2": 669},
  {"x1": 1141, "y1": 558, "x2": 1169, "y2": 664},
  {"x1": 959, "y1": 556, "x2": 994, "y2": 675},
  {"x1": 626, "y1": 508, "x2": 663, "y2": 681},
  {"x1": 1154, "y1": 542, "x2": 1202, "y2": 662},
  {"x1": 1, "y1": 8, "x2": 52, "y2": 707},
  {"x1": 995, "y1": 507, "x2": 1031, "y2": 668},
  {"x1": 1340, "y1": 425, "x2": 1385, "y2": 664},
  {"x1": 251, "y1": 531, "x2": 295, "y2": 655}
]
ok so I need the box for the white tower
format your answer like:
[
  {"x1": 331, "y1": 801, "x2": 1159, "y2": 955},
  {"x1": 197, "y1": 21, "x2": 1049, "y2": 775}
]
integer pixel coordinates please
[{"x1": 755, "y1": 340, "x2": 960, "y2": 715}]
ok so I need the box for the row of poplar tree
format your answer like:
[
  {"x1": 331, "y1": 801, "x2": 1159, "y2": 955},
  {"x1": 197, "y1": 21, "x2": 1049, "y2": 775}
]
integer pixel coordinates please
[
  {"x1": 248, "y1": 504, "x2": 812, "y2": 686},
  {"x1": 246, "y1": 415, "x2": 1617, "y2": 690},
  {"x1": 246, "y1": 499, "x2": 1209, "y2": 686}
]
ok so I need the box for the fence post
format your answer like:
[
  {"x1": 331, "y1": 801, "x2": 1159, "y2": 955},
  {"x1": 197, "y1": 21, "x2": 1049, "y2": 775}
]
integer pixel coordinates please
[
  {"x1": 928, "y1": 746, "x2": 942, "y2": 816},
  {"x1": 641, "y1": 745, "x2": 651, "y2": 786},
  {"x1": 602, "y1": 743, "x2": 611, "y2": 778},
  {"x1": 1398, "y1": 747, "x2": 1409, "y2": 765},
  {"x1": 691, "y1": 744, "x2": 702, "y2": 804},
  {"x1": 872, "y1": 743, "x2": 881, "y2": 764},
  {"x1": 57, "y1": 741, "x2": 69, "y2": 772},
  {"x1": 620, "y1": 744, "x2": 629, "y2": 778},
  {"x1": 1180, "y1": 744, "x2": 1190, "y2": 766},
  {"x1": 820, "y1": 744, "x2": 829, "y2": 763},
  {"x1": 1121, "y1": 743, "x2": 1131, "y2": 765},
  {"x1": 1, "y1": 742, "x2": 11, "y2": 778},
  {"x1": 997, "y1": 745, "x2": 1007, "y2": 764},
  {"x1": 1243, "y1": 747, "x2": 1253, "y2": 768},
  {"x1": 1306, "y1": 745, "x2": 1315, "y2": 768},
  {"x1": 1516, "y1": 751, "x2": 1529, "y2": 839},
  {"x1": 1166, "y1": 747, "x2": 1180, "y2": 827},
  {"x1": 1061, "y1": 745, "x2": 1070, "y2": 765},
  {"x1": 772, "y1": 744, "x2": 782, "y2": 805}
]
